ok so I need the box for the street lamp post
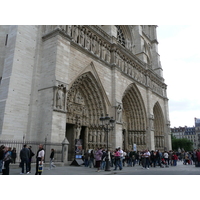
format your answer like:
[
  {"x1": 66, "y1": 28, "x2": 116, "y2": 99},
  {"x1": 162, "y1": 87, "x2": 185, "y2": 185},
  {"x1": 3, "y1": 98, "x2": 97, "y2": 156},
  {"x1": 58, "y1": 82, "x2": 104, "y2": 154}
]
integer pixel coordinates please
[{"x1": 100, "y1": 113, "x2": 115, "y2": 171}]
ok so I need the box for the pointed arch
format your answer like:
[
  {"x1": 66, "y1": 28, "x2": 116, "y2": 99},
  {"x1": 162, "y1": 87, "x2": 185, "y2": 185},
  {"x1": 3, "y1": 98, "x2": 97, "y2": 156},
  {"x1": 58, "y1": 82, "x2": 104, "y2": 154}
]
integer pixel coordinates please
[
  {"x1": 153, "y1": 102, "x2": 165, "y2": 149},
  {"x1": 66, "y1": 71, "x2": 108, "y2": 126},
  {"x1": 122, "y1": 83, "x2": 147, "y2": 150},
  {"x1": 66, "y1": 71, "x2": 109, "y2": 151}
]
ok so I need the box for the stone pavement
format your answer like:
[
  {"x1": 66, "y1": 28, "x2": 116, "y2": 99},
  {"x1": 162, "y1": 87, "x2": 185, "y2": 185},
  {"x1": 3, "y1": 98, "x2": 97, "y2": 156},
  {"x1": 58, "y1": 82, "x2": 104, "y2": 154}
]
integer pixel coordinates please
[{"x1": 7, "y1": 160, "x2": 200, "y2": 175}]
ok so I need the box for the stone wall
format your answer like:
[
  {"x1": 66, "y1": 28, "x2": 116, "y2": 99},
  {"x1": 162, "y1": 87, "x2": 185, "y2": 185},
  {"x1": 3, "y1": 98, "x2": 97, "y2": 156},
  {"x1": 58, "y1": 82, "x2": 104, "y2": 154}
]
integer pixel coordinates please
[{"x1": 0, "y1": 25, "x2": 171, "y2": 154}]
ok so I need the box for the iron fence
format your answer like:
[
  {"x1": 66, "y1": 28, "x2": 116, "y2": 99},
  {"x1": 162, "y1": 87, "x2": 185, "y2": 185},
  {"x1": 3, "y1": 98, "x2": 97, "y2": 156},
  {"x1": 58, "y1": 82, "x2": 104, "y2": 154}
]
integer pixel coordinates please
[{"x1": 0, "y1": 140, "x2": 63, "y2": 163}]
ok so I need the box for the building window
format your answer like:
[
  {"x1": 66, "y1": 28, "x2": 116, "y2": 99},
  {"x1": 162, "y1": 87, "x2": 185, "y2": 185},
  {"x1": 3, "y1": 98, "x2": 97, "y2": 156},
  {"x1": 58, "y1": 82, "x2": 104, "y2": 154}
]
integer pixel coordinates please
[{"x1": 115, "y1": 25, "x2": 125, "y2": 47}]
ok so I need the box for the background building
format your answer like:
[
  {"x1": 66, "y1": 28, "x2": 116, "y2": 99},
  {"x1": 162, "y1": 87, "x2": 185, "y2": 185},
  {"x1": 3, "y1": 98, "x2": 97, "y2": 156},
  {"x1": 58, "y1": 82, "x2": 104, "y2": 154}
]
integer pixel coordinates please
[
  {"x1": 0, "y1": 25, "x2": 171, "y2": 164},
  {"x1": 171, "y1": 118, "x2": 200, "y2": 149},
  {"x1": 171, "y1": 126, "x2": 185, "y2": 139}
]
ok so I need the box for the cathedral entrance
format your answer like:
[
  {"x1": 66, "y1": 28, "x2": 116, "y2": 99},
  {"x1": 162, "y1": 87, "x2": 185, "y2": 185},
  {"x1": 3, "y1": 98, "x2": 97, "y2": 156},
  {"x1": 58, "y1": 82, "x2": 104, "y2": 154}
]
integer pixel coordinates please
[
  {"x1": 66, "y1": 71, "x2": 108, "y2": 161},
  {"x1": 66, "y1": 123, "x2": 87, "y2": 161},
  {"x1": 122, "y1": 83, "x2": 147, "y2": 151},
  {"x1": 153, "y1": 102, "x2": 165, "y2": 150}
]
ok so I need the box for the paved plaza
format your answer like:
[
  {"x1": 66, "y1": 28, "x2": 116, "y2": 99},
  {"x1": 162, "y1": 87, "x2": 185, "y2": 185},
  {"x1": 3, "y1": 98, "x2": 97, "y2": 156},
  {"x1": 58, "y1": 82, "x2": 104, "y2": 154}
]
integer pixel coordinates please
[{"x1": 7, "y1": 161, "x2": 200, "y2": 175}]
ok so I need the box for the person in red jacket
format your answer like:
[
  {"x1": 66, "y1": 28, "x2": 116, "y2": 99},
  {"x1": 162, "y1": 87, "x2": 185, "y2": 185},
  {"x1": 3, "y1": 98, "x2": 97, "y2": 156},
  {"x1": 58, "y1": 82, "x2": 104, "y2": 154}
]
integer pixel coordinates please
[
  {"x1": 172, "y1": 152, "x2": 178, "y2": 166},
  {"x1": 196, "y1": 149, "x2": 200, "y2": 166}
]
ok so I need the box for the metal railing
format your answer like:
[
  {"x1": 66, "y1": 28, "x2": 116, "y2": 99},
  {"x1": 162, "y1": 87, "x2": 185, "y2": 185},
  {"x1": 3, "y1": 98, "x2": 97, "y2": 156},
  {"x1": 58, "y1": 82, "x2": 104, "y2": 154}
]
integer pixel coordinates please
[{"x1": 0, "y1": 140, "x2": 63, "y2": 163}]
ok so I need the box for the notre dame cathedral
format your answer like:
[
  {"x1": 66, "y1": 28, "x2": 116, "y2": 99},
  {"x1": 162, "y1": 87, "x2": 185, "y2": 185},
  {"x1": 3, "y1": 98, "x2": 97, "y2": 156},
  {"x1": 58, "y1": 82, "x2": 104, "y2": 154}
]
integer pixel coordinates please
[{"x1": 0, "y1": 25, "x2": 171, "y2": 163}]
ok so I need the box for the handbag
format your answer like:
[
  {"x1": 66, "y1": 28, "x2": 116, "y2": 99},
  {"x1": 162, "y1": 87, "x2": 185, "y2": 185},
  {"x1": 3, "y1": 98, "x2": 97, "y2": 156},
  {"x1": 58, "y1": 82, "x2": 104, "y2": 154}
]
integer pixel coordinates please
[
  {"x1": 2, "y1": 161, "x2": 5, "y2": 169},
  {"x1": 38, "y1": 163, "x2": 43, "y2": 172}
]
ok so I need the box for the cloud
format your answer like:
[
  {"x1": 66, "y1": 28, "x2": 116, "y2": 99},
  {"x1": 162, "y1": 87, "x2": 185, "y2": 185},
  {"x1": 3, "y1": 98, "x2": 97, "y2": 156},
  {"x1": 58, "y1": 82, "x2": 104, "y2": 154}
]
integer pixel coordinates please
[{"x1": 157, "y1": 25, "x2": 200, "y2": 127}]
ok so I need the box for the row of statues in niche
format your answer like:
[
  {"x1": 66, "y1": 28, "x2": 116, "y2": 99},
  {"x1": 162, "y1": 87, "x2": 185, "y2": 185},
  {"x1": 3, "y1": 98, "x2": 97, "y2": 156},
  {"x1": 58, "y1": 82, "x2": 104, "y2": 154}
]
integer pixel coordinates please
[
  {"x1": 43, "y1": 25, "x2": 111, "y2": 63},
  {"x1": 115, "y1": 50, "x2": 146, "y2": 85},
  {"x1": 128, "y1": 132, "x2": 146, "y2": 145},
  {"x1": 155, "y1": 136, "x2": 164, "y2": 147},
  {"x1": 88, "y1": 129, "x2": 107, "y2": 143},
  {"x1": 67, "y1": 25, "x2": 111, "y2": 63}
]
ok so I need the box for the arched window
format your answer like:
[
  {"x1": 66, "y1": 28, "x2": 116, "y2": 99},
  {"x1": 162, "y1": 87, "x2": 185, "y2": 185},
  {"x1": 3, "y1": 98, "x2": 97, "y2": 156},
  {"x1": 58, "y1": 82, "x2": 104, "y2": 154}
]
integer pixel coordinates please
[{"x1": 115, "y1": 25, "x2": 125, "y2": 47}]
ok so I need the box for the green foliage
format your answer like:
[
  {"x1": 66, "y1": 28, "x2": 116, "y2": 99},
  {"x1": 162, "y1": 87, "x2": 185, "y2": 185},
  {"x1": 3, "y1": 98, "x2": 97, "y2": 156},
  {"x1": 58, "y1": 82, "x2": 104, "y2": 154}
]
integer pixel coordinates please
[{"x1": 171, "y1": 136, "x2": 193, "y2": 151}]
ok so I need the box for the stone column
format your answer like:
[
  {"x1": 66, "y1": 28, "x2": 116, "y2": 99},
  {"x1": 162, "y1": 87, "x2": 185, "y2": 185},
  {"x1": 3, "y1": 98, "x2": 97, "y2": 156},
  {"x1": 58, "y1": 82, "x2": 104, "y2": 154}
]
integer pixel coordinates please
[
  {"x1": 84, "y1": 127, "x2": 89, "y2": 151},
  {"x1": 62, "y1": 137, "x2": 69, "y2": 165},
  {"x1": 149, "y1": 114, "x2": 155, "y2": 150}
]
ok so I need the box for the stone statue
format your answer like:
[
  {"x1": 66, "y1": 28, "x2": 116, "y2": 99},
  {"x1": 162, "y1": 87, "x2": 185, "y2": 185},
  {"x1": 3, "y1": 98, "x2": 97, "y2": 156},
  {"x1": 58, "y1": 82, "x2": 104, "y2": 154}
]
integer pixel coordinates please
[
  {"x1": 67, "y1": 25, "x2": 72, "y2": 37},
  {"x1": 116, "y1": 103, "x2": 122, "y2": 122},
  {"x1": 101, "y1": 131, "x2": 105, "y2": 143},
  {"x1": 56, "y1": 85, "x2": 64, "y2": 109},
  {"x1": 75, "y1": 126, "x2": 81, "y2": 139},
  {"x1": 128, "y1": 132, "x2": 132, "y2": 145},
  {"x1": 89, "y1": 131, "x2": 93, "y2": 142},
  {"x1": 80, "y1": 28, "x2": 85, "y2": 47},
  {"x1": 73, "y1": 26, "x2": 79, "y2": 43}
]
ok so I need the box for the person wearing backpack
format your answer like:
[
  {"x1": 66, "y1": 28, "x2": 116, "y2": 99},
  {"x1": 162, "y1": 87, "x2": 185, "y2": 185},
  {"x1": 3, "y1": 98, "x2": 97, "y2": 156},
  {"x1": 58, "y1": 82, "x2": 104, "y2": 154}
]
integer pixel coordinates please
[
  {"x1": 20, "y1": 144, "x2": 30, "y2": 174},
  {"x1": 95, "y1": 148, "x2": 103, "y2": 172},
  {"x1": 100, "y1": 149, "x2": 107, "y2": 170},
  {"x1": 114, "y1": 148, "x2": 122, "y2": 170},
  {"x1": 2, "y1": 146, "x2": 12, "y2": 175},
  {"x1": 27, "y1": 146, "x2": 35, "y2": 173}
]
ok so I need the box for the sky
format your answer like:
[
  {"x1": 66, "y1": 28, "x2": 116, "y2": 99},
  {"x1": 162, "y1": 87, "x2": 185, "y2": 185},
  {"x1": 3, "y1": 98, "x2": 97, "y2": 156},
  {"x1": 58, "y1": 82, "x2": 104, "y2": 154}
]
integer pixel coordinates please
[{"x1": 157, "y1": 25, "x2": 200, "y2": 128}]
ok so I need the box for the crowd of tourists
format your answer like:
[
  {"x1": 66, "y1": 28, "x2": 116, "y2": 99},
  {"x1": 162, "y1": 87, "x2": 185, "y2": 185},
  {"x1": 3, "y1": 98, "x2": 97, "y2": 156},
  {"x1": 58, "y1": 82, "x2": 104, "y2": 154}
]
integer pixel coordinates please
[
  {"x1": 0, "y1": 144, "x2": 55, "y2": 175},
  {"x1": 82, "y1": 147, "x2": 200, "y2": 171}
]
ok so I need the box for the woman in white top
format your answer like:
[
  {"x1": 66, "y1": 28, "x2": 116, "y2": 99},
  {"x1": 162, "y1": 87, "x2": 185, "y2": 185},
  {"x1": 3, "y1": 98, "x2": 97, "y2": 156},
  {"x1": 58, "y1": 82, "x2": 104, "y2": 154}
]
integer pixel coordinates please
[{"x1": 35, "y1": 144, "x2": 45, "y2": 175}]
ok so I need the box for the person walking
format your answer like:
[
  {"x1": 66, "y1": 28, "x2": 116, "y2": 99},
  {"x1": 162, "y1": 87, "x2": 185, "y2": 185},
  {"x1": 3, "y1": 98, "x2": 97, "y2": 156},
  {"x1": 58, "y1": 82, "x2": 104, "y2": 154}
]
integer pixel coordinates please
[
  {"x1": 114, "y1": 148, "x2": 122, "y2": 170},
  {"x1": 100, "y1": 149, "x2": 106, "y2": 170},
  {"x1": 20, "y1": 144, "x2": 30, "y2": 174},
  {"x1": 49, "y1": 149, "x2": 56, "y2": 169},
  {"x1": 28, "y1": 146, "x2": 35, "y2": 173},
  {"x1": 143, "y1": 149, "x2": 150, "y2": 169},
  {"x1": 88, "y1": 150, "x2": 95, "y2": 168},
  {"x1": 150, "y1": 151, "x2": 157, "y2": 167},
  {"x1": 156, "y1": 150, "x2": 162, "y2": 167},
  {"x1": 35, "y1": 144, "x2": 45, "y2": 175},
  {"x1": 84, "y1": 150, "x2": 90, "y2": 167},
  {"x1": 0, "y1": 145, "x2": 5, "y2": 174},
  {"x1": 11, "y1": 147, "x2": 17, "y2": 164},
  {"x1": 118, "y1": 147, "x2": 123, "y2": 169},
  {"x1": 163, "y1": 151, "x2": 169, "y2": 165},
  {"x1": 196, "y1": 149, "x2": 200, "y2": 167},
  {"x1": 172, "y1": 152, "x2": 178, "y2": 166},
  {"x1": 2, "y1": 146, "x2": 12, "y2": 175},
  {"x1": 94, "y1": 148, "x2": 103, "y2": 172}
]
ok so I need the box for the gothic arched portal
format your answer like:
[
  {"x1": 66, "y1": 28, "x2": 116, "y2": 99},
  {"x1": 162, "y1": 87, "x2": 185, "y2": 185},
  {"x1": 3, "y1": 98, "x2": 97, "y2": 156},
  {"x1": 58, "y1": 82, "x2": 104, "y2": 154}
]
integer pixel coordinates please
[
  {"x1": 153, "y1": 102, "x2": 165, "y2": 150},
  {"x1": 66, "y1": 72, "x2": 109, "y2": 160},
  {"x1": 122, "y1": 83, "x2": 147, "y2": 151}
]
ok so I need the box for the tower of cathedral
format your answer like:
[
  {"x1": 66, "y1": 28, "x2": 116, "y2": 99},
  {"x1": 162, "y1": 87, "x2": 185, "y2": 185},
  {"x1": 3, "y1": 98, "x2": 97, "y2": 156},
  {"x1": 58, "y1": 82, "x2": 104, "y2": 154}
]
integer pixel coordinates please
[{"x1": 0, "y1": 25, "x2": 171, "y2": 163}]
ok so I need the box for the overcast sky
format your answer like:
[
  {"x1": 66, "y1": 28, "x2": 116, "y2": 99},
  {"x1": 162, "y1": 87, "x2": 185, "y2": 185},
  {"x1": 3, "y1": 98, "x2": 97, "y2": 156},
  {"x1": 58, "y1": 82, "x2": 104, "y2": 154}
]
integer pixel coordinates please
[{"x1": 157, "y1": 25, "x2": 200, "y2": 128}]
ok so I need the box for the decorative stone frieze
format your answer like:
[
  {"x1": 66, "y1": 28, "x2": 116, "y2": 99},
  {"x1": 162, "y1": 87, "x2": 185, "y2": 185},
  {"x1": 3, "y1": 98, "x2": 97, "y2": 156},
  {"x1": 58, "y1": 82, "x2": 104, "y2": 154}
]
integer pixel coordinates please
[{"x1": 42, "y1": 25, "x2": 167, "y2": 98}]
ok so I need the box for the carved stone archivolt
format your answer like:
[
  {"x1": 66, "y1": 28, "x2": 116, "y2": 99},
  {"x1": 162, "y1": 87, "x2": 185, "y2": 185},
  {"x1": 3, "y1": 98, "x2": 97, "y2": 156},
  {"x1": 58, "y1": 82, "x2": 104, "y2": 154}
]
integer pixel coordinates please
[
  {"x1": 153, "y1": 102, "x2": 165, "y2": 149},
  {"x1": 122, "y1": 83, "x2": 147, "y2": 150},
  {"x1": 66, "y1": 72, "x2": 109, "y2": 149}
]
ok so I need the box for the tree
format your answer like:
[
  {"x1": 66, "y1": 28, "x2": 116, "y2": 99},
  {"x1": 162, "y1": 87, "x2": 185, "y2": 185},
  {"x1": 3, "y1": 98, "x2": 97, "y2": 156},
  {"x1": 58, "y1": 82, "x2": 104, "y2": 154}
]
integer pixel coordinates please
[{"x1": 172, "y1": 137, "x2": 193, "y2": 151}]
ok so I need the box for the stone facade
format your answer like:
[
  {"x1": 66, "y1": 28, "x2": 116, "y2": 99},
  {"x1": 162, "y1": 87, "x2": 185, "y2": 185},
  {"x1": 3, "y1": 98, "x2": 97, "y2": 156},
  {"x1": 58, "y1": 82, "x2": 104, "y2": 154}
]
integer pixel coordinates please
[{"x1": 0, "y1": 25, "x2": 171, "y2": 163}]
